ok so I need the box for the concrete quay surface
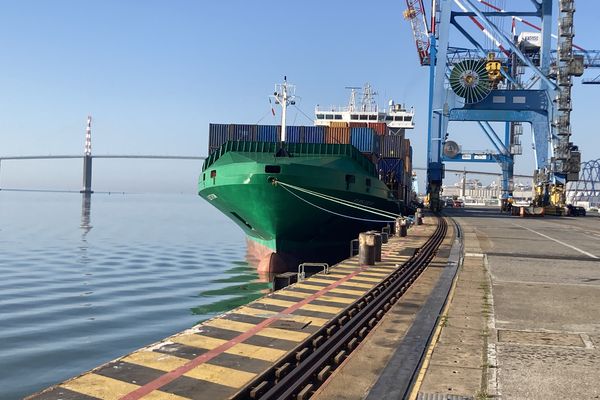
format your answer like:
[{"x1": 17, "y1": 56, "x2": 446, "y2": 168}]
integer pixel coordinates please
[{"x1": 417, "y1": 207, "x2": 600, "y2": 400}]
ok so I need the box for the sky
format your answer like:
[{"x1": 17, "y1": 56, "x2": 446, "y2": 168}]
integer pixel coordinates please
[{"x1": 0, "y1": 0, "x2": 598, "y2": 193}]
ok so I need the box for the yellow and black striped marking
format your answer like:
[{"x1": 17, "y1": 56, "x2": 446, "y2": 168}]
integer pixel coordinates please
[{"x1": 27, "y1": 222, "x2": 436, "y2": 400}]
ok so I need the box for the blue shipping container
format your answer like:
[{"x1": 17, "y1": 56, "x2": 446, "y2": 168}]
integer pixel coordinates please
[
  {"x1": 303, "y1": 126, "x2": 325, "y2": 143},
  {"x1": 257, "y1": 125, "x2": 281, "y2": 142},
  {"x1": 230, "y1": 124, "x2": 257, "y2": 141},
  {"x1": 377, "y1": 158, "x2": 404, "y2": 184},
  {"x1": 351, "y1": 127, "x2": 381, "y2": 153},
  {"x1": 286, "y1": 126, "x2": 303, "y2": 143},
  {"x1": 208, "y1": 123, "x2": 230, "y2": 149}
]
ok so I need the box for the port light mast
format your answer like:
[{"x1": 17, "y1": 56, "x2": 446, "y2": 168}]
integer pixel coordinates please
[{"x1": 272, "y1": 76, "x2": 296, "y2": 142}]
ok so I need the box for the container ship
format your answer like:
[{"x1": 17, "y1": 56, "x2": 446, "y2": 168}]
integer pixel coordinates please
[{"x1": 199, "y1": 80, "x2": 415, "y2": 274}]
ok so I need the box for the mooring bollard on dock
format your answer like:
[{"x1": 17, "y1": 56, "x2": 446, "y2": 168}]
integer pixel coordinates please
[
  {"x1": 416, "y1": 208, "x2": 423, "y2": 225},
  {"x1": 387, "y1": 222, "x2": 395, "y2": 236},
  {"x1": 372, "y1": 232, "x2": 382, "y2": 262},
  {"x1": 396, "y1": 217, "x2": 408, "y2": 237},
  {"x1": 358, "y1": 232, "x2": 376, "y2": 265},
  {"x1": 381, "y1": 230, "x2": 389, "y2": 244}
]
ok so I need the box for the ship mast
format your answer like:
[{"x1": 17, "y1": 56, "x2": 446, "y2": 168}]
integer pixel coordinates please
[
  {"x1": 272, "y1": 76, "x2": 296, "y2": 142},
  {"x1": 345, "y1": 86, "x2": 361, "y2": 112}
]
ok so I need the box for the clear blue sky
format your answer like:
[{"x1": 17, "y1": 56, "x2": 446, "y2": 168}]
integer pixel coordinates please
[{"x1": 0, "y1": 0, "x2": 598, "y2": 193}]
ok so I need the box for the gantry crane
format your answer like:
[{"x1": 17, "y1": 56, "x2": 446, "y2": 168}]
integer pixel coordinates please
[{"x1": 404, "y1": 0, "x2": 600, "y2": 213}]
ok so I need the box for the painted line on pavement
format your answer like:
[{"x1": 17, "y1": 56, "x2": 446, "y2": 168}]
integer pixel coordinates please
[{"x1": 512, "y1": 223, "x2": 599, "y2": 259}]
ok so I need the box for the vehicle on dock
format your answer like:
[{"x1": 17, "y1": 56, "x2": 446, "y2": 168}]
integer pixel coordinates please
[
  {"x1": 567, "y1": 204, "x2": 586, "y2": 216},
  {"x1": 199, "y1": 80, "x2": 415, "y2": 274}
]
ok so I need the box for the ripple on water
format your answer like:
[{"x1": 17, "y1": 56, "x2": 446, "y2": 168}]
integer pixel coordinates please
[{"x1": 0, "y1": 192, "x2": 264, "y2": 399}]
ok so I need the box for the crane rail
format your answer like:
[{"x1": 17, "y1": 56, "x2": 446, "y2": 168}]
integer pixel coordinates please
[{"x1": 232, "y1": 216, "x2": 448, "y2": 400}]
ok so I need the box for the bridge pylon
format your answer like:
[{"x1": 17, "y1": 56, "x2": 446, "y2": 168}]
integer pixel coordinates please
[{"x1": 80, "y1": 116, "x2": 93, "y2": 194}]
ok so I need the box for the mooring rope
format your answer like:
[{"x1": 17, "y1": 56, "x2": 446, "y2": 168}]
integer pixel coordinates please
[
  {"x1": 277, "y1": 181, "x2": 401, "y2": 219},
  {"x1": 275, "y1": 180, "x2": 401, "y2": 222}
]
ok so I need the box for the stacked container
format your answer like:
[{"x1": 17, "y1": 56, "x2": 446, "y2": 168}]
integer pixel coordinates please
[
  {"x1": 208, "y1": 123, "x2": 230, "y2": 153},
  {"x1": 209, "y1": 123, "x2": 258, "y2": 151},
  {"x1": 257, "y1": 125, "x2": 281, "y2": 142},
  {"x1": 380, "y1": 135, "x2": 404, "y2": 158},
  {"x1": 325, "y1": 126, "x2": 351, "y2": 144},
  {"x1": 377, "y1": 158, "x2": 404, "y2": 182},
  {"x1": 350, "y1": 127, "x2": 380, "y2": 153},
  {"x1": 329, "y1": 121, "x2": 349, "y2": 128},
  {"x1": 285, "y1": 126, "x2": 326, "y2": 143},
  {"x1": 285, "y1": 126, "x2": 302, "y2": 143},
  {"x1": 368, "y1": 122, "x2": 388, "y2": 136},
  {"x1": 303, "y1": 126, "x2": 325, "y2": 143}
]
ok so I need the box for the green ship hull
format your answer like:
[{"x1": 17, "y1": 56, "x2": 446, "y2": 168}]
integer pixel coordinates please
[{"x1": 199, "y1": 141, "x2": 402, "y2": 273}]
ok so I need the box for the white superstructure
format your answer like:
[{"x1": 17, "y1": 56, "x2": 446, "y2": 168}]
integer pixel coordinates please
[{"x1": 314, "y1": 83, "x2": 415, "y2": 129}]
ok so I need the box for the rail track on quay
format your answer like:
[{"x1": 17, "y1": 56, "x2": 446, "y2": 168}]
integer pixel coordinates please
[
  {"x1": 27, "y1": 215, "x2": 452, "y2": 400},
  {"x1": 235, "y1": 215, "x2": 449, "y2": 400}
]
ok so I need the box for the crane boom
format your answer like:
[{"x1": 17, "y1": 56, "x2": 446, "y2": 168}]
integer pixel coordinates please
[{"x1": 404, "y1": 0, "x2": 431, "y2": 65}]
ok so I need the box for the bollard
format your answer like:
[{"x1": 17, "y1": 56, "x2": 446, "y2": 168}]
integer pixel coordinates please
[
  {"x1": 388, "y1": 222, "x2": 395, "y2": 236},
  {"x1": 381, "y1": 231, "x2": 388, "y2": 244},
  {"x1": 416, "y1": 208, "x2": 423, "y2": 225},
  {"x1": 396, "y1": 217, "x2": 408, "y2": 237},
  {"x1": 395, "y1": 218, "x2": 402, "y2": 237},
  {"x1": 358, "y1": 232, "x2": 376, "y2": 265},
  {"x1": 373, "y1": 233, "x2": 382, "y2": 262}
]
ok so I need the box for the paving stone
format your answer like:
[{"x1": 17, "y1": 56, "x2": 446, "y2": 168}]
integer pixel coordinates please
[
  {"x1": 419, "y1": 365, "x2": 482, "y2": 397},
  {"x1": 498, "y1": 329, "x2": 585, "y2": 347}
]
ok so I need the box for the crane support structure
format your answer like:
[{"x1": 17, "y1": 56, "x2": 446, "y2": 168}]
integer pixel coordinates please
[
  {"x1": 404, "y1": 0, "x2": 599, "y2": 212},
  {"x1": 404, "y1": 0, "x2": 431, "y2": 65}
]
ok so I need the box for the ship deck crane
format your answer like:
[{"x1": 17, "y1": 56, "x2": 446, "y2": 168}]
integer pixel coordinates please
[{"x1": 404, "y1": 0, "x2": 599, "y2": 212}]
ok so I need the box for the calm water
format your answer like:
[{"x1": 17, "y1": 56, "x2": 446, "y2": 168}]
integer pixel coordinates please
[{"x1": 0, "y1": 191, "x2": 270, "y2": 399}]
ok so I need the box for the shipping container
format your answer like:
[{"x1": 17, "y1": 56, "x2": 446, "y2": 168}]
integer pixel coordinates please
[
  {"x1": 329, "y1": 121, "x2": 349, "y2": 128},
  {"x1": 377, "y1": 158, "x2": 404, "y2": 184},
  {"x1": 257, "y1": 125, "x2": 281, "y2": 142},
  {"x1": 230, "y1": 124, "x2": 257, "y2": 141},
  {"x1": 325, "y1": 127, "x2": 350, "y2": 144},
  {"x1": 208, "y1": 123, "x2": 230, "y2": 149},
  {"x1": 285, "y1": 126, "x2": 302, "y2": 143},
  {"x1": 303, "y1": 126, "x2": 325, "y2": 143},
  {"x1": 351, "y1": 127, "x2": 381, "y2": 153},
  {"x1": 349, "y1": 122, "x2": 368, "y2": 128},
  {"x1": 368, "y1": 122, "x2": 388, "y2": 136},
  {"x1": 381, "y1": 135, "x2": 404, "y2": 158}
]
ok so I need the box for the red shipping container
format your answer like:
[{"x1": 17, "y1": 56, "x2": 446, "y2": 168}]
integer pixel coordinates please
[
  {"x1": 368, "y1": 122, "x2": 388, "y2": 136},
  {"x1": 349, "y1": 122, "x2": 368, "y2": 128},
  {"x1": 325, "y1": 127, "x2": 350, "y2": 144}
]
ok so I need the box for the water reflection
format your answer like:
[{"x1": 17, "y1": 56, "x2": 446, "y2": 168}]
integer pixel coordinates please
[
  {"x1": 80, "y1": 193, "x2": 92, "y2": 237},
  {"x1": 191, "y1": 258, "x2": 271, "y2": 321}
]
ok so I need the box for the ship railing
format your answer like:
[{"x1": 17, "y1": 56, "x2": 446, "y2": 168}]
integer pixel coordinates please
[{"x1": 202, "y1": 141, "x2": 377, "y2": 176}]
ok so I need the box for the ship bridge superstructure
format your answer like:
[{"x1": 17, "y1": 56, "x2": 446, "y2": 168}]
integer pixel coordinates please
[{"x1": 314, "y1": 84, "x2": 415, "y2": 129}]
